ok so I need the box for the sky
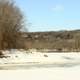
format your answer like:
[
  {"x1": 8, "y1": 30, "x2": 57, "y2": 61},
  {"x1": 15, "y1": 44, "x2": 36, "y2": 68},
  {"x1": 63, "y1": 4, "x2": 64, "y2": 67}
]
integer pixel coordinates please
[{"x1": 15, "y1": 0, "x2": 80, "y2": 32}]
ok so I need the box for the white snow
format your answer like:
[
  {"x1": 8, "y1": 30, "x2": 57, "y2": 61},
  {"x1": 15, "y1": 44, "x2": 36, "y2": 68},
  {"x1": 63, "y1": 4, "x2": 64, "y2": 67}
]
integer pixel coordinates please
[
  {"x1": 0, "y1": 50, "x2": 80, "y2": 80},
  {"x1": 0, "y1": 50, "x2": 80, "y2": 65},
  {"x1": 0, "y1": 66, "x2": 80, "y2": 80}
]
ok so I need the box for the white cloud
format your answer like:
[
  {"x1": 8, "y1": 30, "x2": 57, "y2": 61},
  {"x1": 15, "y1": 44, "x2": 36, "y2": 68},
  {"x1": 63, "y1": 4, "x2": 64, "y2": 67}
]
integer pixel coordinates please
[{"x1": 52, "y1": 5, "x2": 64, "y2": 12}]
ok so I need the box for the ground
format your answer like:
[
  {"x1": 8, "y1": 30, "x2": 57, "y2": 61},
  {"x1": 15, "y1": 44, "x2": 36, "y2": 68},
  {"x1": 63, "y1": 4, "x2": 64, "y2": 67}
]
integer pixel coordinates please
[{"x1": 0, "y1": 50, "x2": 80, "y2": 80}]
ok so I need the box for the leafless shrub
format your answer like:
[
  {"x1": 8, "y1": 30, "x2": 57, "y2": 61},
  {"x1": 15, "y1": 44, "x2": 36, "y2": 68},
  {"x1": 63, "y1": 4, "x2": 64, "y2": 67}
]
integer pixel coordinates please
[{"x1": 0, "y1": 0, "x2": 24, "y2": 49}]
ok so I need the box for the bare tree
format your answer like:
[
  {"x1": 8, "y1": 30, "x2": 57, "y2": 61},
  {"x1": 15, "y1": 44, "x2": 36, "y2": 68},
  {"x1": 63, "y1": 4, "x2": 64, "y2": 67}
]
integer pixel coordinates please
[{"x1": 0, "y1": 0, "x2": 24, "y2": 49}]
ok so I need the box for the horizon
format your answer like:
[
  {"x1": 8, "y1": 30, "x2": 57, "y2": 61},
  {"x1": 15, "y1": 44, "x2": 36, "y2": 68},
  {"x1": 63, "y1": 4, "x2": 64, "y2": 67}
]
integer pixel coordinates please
[
  {"x1": 22, "y1": 29, "x2": 80, "y2": 33},
  {"x1": 15, "y1": 0, "x2": 80, "y2": 32}
]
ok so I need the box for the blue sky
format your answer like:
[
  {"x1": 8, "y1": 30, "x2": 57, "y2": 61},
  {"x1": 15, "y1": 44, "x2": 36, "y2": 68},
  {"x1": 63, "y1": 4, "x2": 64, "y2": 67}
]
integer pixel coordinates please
[{"x1": 15, "y1": 0, "x2": 80, "y2": 32}]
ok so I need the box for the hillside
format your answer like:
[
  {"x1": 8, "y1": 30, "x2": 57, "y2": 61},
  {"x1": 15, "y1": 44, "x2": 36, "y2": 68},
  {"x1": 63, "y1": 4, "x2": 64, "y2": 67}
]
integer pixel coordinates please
[{"x1": 21, "y1": 30, "x2": 80, "y2": 52}]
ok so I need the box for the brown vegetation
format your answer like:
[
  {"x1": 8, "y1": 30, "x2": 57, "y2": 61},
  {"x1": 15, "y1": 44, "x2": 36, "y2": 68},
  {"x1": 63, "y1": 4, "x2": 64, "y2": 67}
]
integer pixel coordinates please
[
  {"x1": 0, "y1": 0, "x2": 24, "y2": 50},
  {"x1": 22, "y1": 30, "x2": 80, "y2": 52}
]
